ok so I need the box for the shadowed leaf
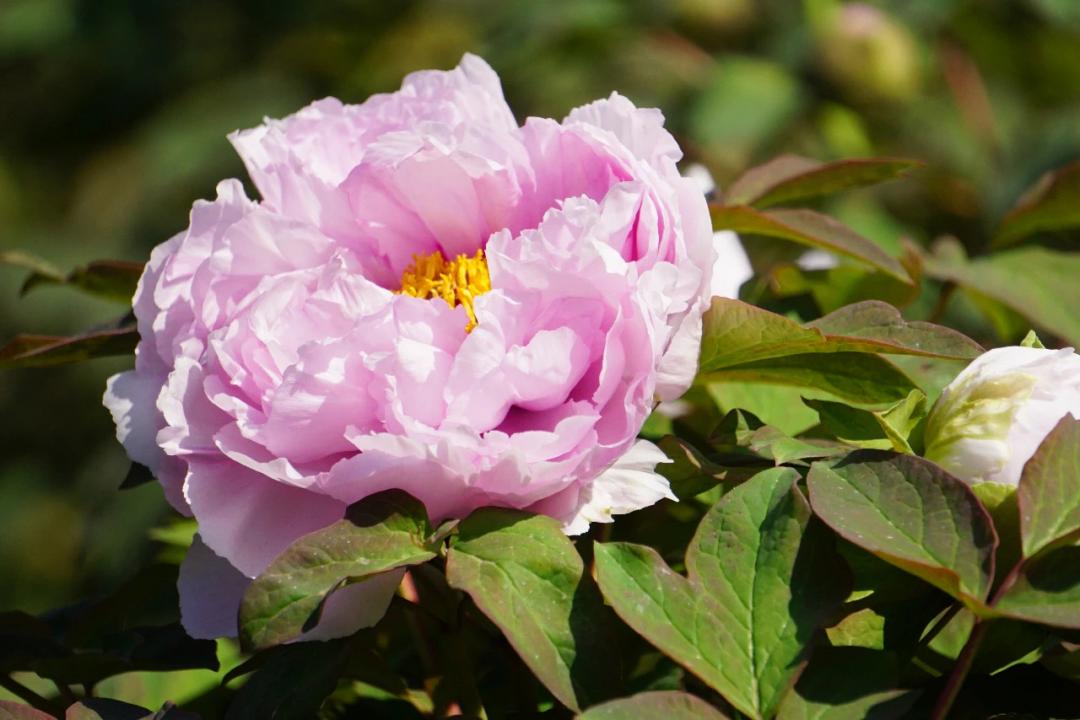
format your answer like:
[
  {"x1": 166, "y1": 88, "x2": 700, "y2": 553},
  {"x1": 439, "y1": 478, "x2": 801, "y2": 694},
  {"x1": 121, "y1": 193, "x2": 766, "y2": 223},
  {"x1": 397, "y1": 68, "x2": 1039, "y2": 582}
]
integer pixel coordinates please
[
  {"x1": 994, "y1": 160, "x2": 1080, "y2": 248},
  {"x1": 0, "y1": 327, "x2": 137, "y2": 368},
  {"x1": 777, "y1": 647, "x2": 919, "y2": 719},
  {"x1": 995, "y1": 546, "x2": 1080, "y2": 629}
]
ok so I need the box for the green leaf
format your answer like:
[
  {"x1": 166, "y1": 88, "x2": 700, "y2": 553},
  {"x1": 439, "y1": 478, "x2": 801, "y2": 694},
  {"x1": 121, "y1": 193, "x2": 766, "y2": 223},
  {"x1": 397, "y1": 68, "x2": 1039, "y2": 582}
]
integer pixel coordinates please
[
  {"x1": 1042, "y1": 641, "x2": 1080, "y2": 681},
  {"x1": 0, "y1": 565, "x2": 218, "y2": 687},
  {"x1": 873, "y1": 389, "x2": 928, "y2": 454},
  {"x1": 993, "y1": 159, "x2": 1080, "y2": 248},
  {"x1": 706, "y1": 383, "x2": 821, "y2": 436},
  {"x1": 655, "y1": 435, "x2": 729, "y2": 499},
  {"x1": 710, "y1": 206, "x2": 911, "y2": 283},
  {"x1": 807, "y1": 389, "x2": 928, "y2": 454},
  {"x1": 972, "y1": 483, "x2": 1022, "y2": 583},
  {"x1": 776, "y1": 647, "x2": 919, "y2": 720},
  {"x1": 826, "y1": 607, "x2": 887, "y2": 650},
  {"x1": 224, "y1": 640, "x2": 356, "y2": 720},
  {"x1": 1017, "y1": 416, "x2": 1080, "y2": 559},
  {"x1": 595, "y1": 468, "x2": 847, "y2": 719},
  {"x1": 923, "y1": 238, "x2": 1080, "y2": 346},
  {"x1": 807, "y1": 451, "x2": 998, "y2": 607},
  {"x1": 995, "y1": 546, "x2": 1080, "y2": 628},
  {"x1": 724, "y1": 155, "x2": 921, "y2": 209},
  {"x1": 239, "y1": 490, "x2": 437, "y2": 651},
  {"x1": 0, "y1": 701, "x2": 55, "y2": 720},
  {"x1": 445, "y1": 508, "x2": 616, "y2": 712},
  {"x1": 24, "y1": 261, "x2": 143, "y2": 304},
  {"x1": 805, "y1": 302, "x2": 982, "y2": 360},
  {"x1": 575, "y1": 691, "x2": 730, "y2": 720},
  {"x1": 1020, "y1": 330, "x2": 1047, "y2": 349},
  {"x1": 699, "y1": 298, "x2": 981, "y2": 373},
  {"x1": 710, "y1": 352, "x2": 915, "y2": 405},
  {"x1": 65, "y1": 700, "x2": 199, "y2": 720},
  {"x1": 0, "y1": 327, "x2": 138, "y2": 368}
]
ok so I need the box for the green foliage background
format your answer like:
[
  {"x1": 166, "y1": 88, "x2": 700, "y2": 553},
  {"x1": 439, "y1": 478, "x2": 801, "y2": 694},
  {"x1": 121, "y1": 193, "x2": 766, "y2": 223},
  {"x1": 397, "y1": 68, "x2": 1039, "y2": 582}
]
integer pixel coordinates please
[{"x1": 2, "y1": 0, "x2": 1080, "y2": 711}]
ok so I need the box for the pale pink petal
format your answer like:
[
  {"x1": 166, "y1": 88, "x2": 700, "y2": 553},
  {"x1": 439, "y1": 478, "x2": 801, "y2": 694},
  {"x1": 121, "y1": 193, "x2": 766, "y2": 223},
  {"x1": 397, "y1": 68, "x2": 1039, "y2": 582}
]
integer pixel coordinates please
[
  {"x1": 535, "y1": 439, "x2": 674, "y2": 535},
  {"x1": 178, "y1": 535, "x2": 250, "y2": 639},
  {"x1": 297, "y1": 569, "x2": 405, "y2": 642},
  {"x1": 183, "y1": 460, "x2": 344, "y2": 577}
]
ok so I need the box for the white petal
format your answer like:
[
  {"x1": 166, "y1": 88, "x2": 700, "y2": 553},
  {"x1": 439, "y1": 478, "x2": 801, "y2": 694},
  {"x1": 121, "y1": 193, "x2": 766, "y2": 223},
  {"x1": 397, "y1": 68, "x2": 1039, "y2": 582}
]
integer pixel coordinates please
[
  {"x1": 561, "y1": 439, "x2": 675, "y2": 535},
  {"x1": 710, "y1": 231, "x2": 752, "y2": 300}
]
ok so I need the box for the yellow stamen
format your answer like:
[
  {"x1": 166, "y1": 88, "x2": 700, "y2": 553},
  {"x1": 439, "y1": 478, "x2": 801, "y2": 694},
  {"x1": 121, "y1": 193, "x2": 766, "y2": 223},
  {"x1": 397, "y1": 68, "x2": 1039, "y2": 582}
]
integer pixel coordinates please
[{"x1": 398, "y1": 249, "x2": 491, "y2": 332}]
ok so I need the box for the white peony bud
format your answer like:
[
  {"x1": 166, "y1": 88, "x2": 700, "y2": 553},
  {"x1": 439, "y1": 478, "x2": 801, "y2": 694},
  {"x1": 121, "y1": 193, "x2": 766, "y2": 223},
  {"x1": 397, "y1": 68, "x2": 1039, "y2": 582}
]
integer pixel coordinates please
[{"x1": 924, "y1": 346, "x2": 1080, "y2": 486}]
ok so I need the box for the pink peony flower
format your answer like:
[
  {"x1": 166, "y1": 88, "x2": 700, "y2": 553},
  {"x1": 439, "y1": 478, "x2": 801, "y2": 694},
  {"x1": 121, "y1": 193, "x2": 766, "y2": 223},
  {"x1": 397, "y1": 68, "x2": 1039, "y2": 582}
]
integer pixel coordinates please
[{"x1": 104, "y1": 54, "x2": 748, "y2": 640}]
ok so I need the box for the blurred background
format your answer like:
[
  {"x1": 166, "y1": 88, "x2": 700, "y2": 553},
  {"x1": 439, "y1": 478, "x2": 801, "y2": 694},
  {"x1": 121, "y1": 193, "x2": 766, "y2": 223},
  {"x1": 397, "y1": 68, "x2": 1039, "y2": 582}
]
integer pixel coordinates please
[{"x1": 2, "y1": 0, "x2": 1079, "y2": 622}]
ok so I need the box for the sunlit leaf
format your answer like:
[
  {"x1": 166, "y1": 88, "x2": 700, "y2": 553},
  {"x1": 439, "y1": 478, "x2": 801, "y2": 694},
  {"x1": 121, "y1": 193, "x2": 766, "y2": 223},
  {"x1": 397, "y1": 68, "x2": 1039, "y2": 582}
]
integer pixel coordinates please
[
  {"x1": 995, "y1": 546, "x2": 1080, "y2": 629},
  {"x1": 595, "y1": 468, "x2": 846, "y2": 719},
  {"x1": 710, "y1": 206, "x2": 911, "y2": 283},
  {"x1": 239, "y1": 491, "x2": 437, "y2": 651},
  {"x1": 699, "y1": 298, "x2": 981, "y2": 373},
  {"x1": 923, "y1": 237, "x2": 1080, "y2": 346},
  {"x1": 446, "y1": 509, "x2": 617, "y2": 712},
  {"x1": 808, "y1": 451, "x2": 997, "y2": 608},
  {"x1": 725, "y1": 155, "x2": 921, "y2": 209},
  {"x1": 1017, "y1": 415, "x2": 1080, "y2": 558},
  {"x1": 576, "y1": 691, "x2": 730, "y2": 720}
]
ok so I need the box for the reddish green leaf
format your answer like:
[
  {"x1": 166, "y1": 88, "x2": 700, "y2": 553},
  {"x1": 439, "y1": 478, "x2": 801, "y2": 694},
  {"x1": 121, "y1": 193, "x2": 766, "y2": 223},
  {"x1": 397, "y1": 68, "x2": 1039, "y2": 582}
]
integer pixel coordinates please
[
  {"x1": 576, "y1": 691, "x2": 730, "y2": 720},
  {"x1": 725, "y1": 155, "x2": 921, "y2": 209},
  {"x1": 710, "y1": 205, "x2": 911, "y2": 283},
  {"x1": 595, "y1": 468, "x2": 846, "y2": 719},
  {"x1": 239, "y1": 490, "x2": 437, "y2": 651},
  {"x1": 1018, "y1": 416, "x2": 1080, "y2": 559},
  {"x1": 995, "y1": 546, "x2": 1080, "y2": 629},
  {"x1": 923, "y1": 237, "x2": 1080, "y2": 347},
  {"x1": 699, "y1": 298, "x2": 981, "y2": 373},
  {"x1": 446, "y1": 509, "x2": 617, "y2": 712},
  {"x1": 0, "y1": 327, "x2": 137, "y2": 368},
  {"x1": 808, "y1": 451, "x2": 997, "y2": 608},
  {"x1": 0, "y1": 701, "x2": 56, "y2": 720},
  {"x1": 994, "y1": 160, "x2": 1080, "y2": 248}
]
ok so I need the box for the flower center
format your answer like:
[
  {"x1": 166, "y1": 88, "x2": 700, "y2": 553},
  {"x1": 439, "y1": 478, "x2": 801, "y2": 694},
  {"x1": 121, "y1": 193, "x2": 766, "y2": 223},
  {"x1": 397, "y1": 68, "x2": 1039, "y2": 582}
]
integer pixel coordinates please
[{"x1": 398, "y1": 250, "x2": 491, "y2": 332}]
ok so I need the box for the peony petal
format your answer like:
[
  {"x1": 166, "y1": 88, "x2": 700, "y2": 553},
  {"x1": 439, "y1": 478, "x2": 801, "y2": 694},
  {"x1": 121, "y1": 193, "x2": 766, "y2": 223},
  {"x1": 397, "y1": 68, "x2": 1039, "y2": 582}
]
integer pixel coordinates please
[
  {"x1": 534, "y1": 439, "x2": 675, "y2": 535},
  {"x1": 297, "y1": 568, "x2": 404, "y2": 642},
  {"x1": 710, "y1": 230, "x2": 753, "y2": 300},
  {"x1": 178, "y1": 534, "x2": 251, "y2": 640},
  {"x1": 104, "y1": 370, "x2": 189, "y2": 513},
  {"x1": 184, "y1": 460, "x2": 344, "y2": 577}
]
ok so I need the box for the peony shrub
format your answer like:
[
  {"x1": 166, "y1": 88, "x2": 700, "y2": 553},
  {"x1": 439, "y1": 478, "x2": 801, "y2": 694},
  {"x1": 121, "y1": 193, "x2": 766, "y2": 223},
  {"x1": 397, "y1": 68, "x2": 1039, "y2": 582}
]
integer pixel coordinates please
[{"x1": 5, "y1": 53, "x2": 1080, "y2": 720}]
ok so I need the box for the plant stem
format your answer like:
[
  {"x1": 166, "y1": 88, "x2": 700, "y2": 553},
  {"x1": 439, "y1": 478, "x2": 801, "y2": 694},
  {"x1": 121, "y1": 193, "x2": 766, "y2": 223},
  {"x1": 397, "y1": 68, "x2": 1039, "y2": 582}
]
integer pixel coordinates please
[
  {"x1": 53, "y1": 680, "x2": 79, "y2": 706},
  {"x1": 929, "y1": 619, "x2": 988, "y2": 720},
  {"x1": 0, "y1": 674, "x2": 61, "y2": 714},
  {"x1": 929, "y1": 557, "x2": 1027, "y2": 719}
]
